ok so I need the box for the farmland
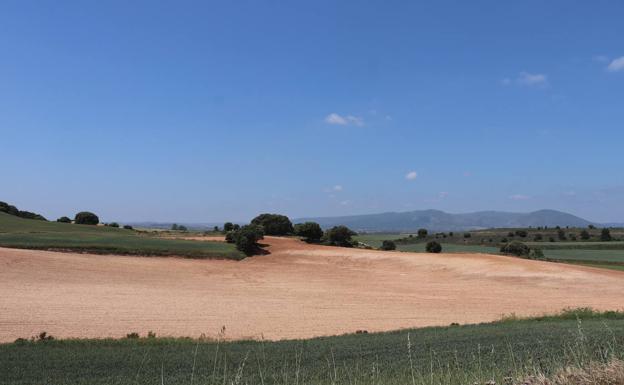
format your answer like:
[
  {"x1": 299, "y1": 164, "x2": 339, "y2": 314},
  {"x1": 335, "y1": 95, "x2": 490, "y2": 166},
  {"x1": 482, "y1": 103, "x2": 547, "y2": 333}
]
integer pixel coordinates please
[
  {"x1": 0, "y1": 212, "x2": 243, "y2": 259},
  {"x1": 2, "y1": 309, "x2": 623, "y2": 385}
]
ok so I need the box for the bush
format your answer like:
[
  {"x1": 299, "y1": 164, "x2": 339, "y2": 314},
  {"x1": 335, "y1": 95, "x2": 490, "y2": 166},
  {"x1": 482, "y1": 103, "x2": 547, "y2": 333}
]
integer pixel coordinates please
[
  {"x1": 108, "y1": 222, "x2": 119, "y2": 228},
  {"x1": 325, "y1": 226, "x2": 356, "y2": 247},
  {"x1": 74, "y1": 211, "x2": 99, "y2": 225},
  {"x1": 515, "y1": 230, "x2": 527, "y2": 238},
  {"x1": 57, "y1": 216, "x2": 71, "y2": 223},
  {"x1": 528, "y1": 248, "x2": 545, "y2": 260},
  {"x1": 123, "y1": 225, "x2": 133, "y2": 230},
  {"x1": 533, "y1": 233, "x2": 543, "y2": 241},
  {"x1": 580, "y1": 229, "x2": 590, "y2": 240},
  {"x1": 126, "y1": 332, "x2": 139, "y2": 339},
  {"x1": 223, "y1": 222, "x2": 234, "y2": 232},
  {"x1": 379, "y1": 240, "x2": 396, "y2": 251},
  {"x1": 425, "y1": 241, "x2": 442, "y2": 253},
  {"x1": 417, "y1": 228, "x2": 428, "y2": 239},
  {"x1": 601, "y1": 228, "x2": 612, "y2": 241},
  {"x1": 17, "y1": 211, "x2": 47, "y2": 221},
  {"x1": 463, "y1": 233, "x2": 471, "y2": 238},
  {"x1": 0, "y1": 201, "x2": 19, "y2": 216},
  {"x1": 293, "y1": 222, "x2": 323, "y2": 242},
  {"x1": 557, "y1": 229, "x2": 566, "y2": 240},
  {"x1": 226, "y1": 225, "x2": 264, "y2": 255},
  {"x1": 251, "y1": 213, "x2": 293, "y2": 235},
  {"x1": 500, "y1": 241, "x2": 530, "y2": 256}
]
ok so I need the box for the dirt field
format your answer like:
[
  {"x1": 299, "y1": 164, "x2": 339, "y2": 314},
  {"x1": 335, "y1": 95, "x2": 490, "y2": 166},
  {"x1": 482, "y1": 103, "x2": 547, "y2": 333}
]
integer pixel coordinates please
[{"x1": 1, "y1": 236, "x2": 623, "y2": 342}]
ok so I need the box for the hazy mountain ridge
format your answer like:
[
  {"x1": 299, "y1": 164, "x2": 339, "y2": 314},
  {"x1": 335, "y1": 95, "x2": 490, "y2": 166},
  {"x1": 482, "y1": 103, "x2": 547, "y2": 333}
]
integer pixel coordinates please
[{"x1": 294, "y1": 209, "x2": 594, "y2": 232}]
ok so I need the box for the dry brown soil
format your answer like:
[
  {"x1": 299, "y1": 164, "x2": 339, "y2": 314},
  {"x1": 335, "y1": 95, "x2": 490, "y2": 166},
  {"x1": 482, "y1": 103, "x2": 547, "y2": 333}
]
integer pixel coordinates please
[{"x1": 1, "y1": 236, "x2": 623, "y2": 342}]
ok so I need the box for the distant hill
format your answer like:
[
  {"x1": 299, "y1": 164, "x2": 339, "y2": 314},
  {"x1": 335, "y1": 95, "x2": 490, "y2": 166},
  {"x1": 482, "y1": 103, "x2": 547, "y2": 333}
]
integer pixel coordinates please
[{"x1": 294, "y1": 209, "x2": 593, "y2": 232}]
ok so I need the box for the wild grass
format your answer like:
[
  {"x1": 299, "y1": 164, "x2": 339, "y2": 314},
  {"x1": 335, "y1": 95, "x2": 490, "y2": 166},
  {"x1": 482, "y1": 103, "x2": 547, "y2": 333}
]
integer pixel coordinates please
[{"x1": 2, "y1": 309, "x2": 624, "y2": 385}]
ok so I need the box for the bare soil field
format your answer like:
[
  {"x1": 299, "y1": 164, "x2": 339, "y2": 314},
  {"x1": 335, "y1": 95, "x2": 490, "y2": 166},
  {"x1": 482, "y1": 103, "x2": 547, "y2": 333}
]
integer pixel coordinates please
[{"x1": 1, "y1": 237, "x2": 623, "y2": 342}]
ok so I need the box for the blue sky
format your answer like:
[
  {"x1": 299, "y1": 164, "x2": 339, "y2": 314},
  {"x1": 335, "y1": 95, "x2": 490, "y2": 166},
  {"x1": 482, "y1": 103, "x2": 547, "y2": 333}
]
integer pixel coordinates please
[{"x1": 1, "y1": 1, "x2": 623, "y2": 223}]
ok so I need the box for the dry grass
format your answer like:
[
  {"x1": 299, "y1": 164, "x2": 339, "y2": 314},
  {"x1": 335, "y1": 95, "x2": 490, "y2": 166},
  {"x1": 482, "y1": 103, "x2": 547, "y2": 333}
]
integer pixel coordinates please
[{"x1": 517, "y1": 359, "x2": 624, "y2": 385}]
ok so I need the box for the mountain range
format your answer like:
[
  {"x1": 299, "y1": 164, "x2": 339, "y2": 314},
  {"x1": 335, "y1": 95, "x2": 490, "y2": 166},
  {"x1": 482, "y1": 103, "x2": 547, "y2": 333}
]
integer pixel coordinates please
[{"x1": 294, "y1": 209, "x2": 596, "y2": 232}]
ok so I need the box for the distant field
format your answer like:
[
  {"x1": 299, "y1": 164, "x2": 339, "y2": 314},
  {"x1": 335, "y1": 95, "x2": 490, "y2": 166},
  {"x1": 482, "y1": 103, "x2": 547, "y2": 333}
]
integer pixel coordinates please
[
  {"x1": 2, "y1": 310, "x2": 623, "y2": 385},
  {"x1": 0, "y1": 213, "x2": 243, "y2": 259}
]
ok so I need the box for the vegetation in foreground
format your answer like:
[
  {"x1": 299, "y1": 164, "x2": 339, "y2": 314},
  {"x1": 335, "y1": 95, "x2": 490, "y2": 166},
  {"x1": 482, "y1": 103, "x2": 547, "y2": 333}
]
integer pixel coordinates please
[
  {"x1": 1, "y1": 309, "x2": 623, "y2": 385},
  {"x1": 0, "y1": 212, "x2": 243, "y2": 259}
]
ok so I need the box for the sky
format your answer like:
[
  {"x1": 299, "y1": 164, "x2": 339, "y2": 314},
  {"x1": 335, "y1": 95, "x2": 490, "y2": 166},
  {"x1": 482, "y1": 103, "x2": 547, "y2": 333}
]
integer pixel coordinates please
[{"x1": 1, "y1": 0, "x2": 623, "y2": 223}]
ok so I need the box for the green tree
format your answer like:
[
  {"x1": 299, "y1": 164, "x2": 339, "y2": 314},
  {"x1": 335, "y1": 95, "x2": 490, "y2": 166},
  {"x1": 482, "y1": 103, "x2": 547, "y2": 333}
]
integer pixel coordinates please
[
  {"x1": 226, "y1": 225, "x2": 264, "y2": 255},
  {"x1": 580, "y1": 229, "x2": 590, "y2": 240},
  {"x1": 108, "y1": 222, "x2": 119, "y2": 228},
  {"x1": 425, "y1": 241, "x2": 442, "y2": 253},
  {"x1": 500, "y1": 241, "x2": 530, "y2": 256},
  {"x1": 557, "y1": 229, "x2": 566, "y2": 240},
  {"x1": 251, "y1": 213, "x2": 294, "y2": 235},
  {"x1": 325, "y1": 226, "x2": 356, "y2": 247},
  {"x1": 57, "y1": 216, "x2": 71, "y2": 223},
  {"x1": 380, "y1": 240, "x2": 396, "y2": 251},
  {"x1": 601, "y1": 228, "x2": 612, "y2": 241},
  {"x1": 74, "y1": 212, "x2": 99, "y2": 225},
  {"x1": 417, "y1": 228, "x2": 428, "y2": 239},
  {"x1": 294, "y1": 222, "x2": 324, "y2": 242},
  {"x1": 171, "y1": 224, "x2": 178, "y2": 231},
  {"x1": 223, "y1": 222, "x2": 234, "y2": 232}
]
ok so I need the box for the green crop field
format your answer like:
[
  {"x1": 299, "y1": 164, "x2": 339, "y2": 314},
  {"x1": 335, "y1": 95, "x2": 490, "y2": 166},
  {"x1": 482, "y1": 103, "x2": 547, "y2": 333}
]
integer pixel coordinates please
[
  {"x1": 0, "y1": 212, "x2": 243, "y2": 259},
  {"x1": 1, "y1": 309, "x2": 623, "y2": 385}
]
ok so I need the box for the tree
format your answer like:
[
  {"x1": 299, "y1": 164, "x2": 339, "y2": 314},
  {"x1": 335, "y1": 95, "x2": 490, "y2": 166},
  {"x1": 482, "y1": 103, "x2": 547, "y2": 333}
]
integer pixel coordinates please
[
  {"x1": 226, "y1": 224, "x2": 264, "y2": 255},
  {"x1": 515, "y1": 230, "x2": 528, "y2": 238},
  {"x1": 171, "y1": 224, "x2": 178, "y2": 231},
  {"x1": 74, "y1": 211, "x2": 99, "y2": 225},
  {"x1": 588, "y1": 224, "x2": 596, "y2": 229},
  {"x1": 0, "y1": 201, "x2": 19, "y2": 216},
  {"x1": 533, "y1": 233, "x2": 543, "y2": 241},
  {"x1": 500, "y1": 241, "x2": 530, "y2": 256},
  {"x1": 213, "y1": 226, "x2": 219, "y2": 232},
  {"x1": 417, "y1": 228, "x2": 428, "y2": 239},
  {"x1": 223, "y1": 222, "x2": 234, "y2": 232},
  {"x1": 251, "y1": 213, "x2": 293, "y2": 235},
  {"x1": 178, "y1": 225, "x2": 188, "y2": 232},
  {"x1": 123, "y1": 225, "x2": 133, "y2": 230},
  {"x1": 325, "y1": 225, "x2": 356, "y2": 247},
  {"x1": 293, "y1": 222, "x2": 324, "y2": 242},
  {"x1": 580, "y1": 229, "x2": 590, "y2": 240},
  {"x1": 108, "y1": 222, "x2": 119, "y2": 228},
  {"x1": 425, "y1": 241, "x2": 442, "y2": 253},
  {"x1": 601, "y1": 228, "x2": 612, "y2": 241},
  {"x1": 380, "y1": 240, "x2": 396, "y2": 251},
  {"x1": 557, "y1": 229, "x2": 566, "y2": 240},
  {"x1": 57, "y1": 216, "x2": 71, "y2": 223},
  {"x1": 464, "y1": 233, "x2": 471, "y2": 238}
]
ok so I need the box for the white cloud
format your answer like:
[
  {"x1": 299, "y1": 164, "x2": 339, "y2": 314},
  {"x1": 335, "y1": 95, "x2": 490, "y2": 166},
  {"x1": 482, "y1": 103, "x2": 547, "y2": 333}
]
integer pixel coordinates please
[
  {"x1": 509, "y1": 194, "x2": 531, "y2": 201},
  {"x1": 517, "y1": 72, "x2": 548, "y2": 86},
  {"x1": 333, "y1": 185, "x2": 343, "y2": 192},
  {"x1": 324, "y1": 113, "x2": 364, "y2": 126},
  {"x1": 405, "y1": 171, "x2": 418, "y2": 180},
  {"x1": 607, "y1": 56, "x2": 624, "y2": 72}
]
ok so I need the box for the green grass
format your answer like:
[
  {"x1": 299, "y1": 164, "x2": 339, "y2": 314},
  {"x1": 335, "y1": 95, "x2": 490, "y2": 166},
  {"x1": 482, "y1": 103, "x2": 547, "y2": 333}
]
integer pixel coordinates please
[
  {"x1": 1, "y1": 309, "x2": 623, "y2": 385},
  {"x1": 354, "y1": 233, "x2": 402, "y2": 248},
  {"x1": 396, "y1": 243, "x2": 500, "y2": 254},
  {"x1": 0, "y1": 212, "x2": 243, "y2": 259}
]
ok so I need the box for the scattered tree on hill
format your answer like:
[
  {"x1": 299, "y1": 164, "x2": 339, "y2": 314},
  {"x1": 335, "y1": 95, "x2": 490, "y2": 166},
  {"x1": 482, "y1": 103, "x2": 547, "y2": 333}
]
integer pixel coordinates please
[
  {"x1": 177, "y1": 225, "x2": 188, "y2": 232},
  {"x1": 325, "y1": 225, "x2": 356, "y2": 247},
  {"x1": 17, "y1": 211, "x2": 47, "y2": 220},
  {"x1": 580, "y1": 229, "x2": 590, "y2": 240},
  {"x1": 463, "y1": 232, "x2": 471, "y2": 238},
  {"x1": 533, "y1": 233, "x2": 543, "y2": 241},
  {"x1": 380, "y1": 240, "x2": 396, "y2": 251},
  {"x1": 123, "y1": 225, "x2": 133, "y2": 230},
  {"x1": 0, "y1": 201, "x2": 46, "y2": 220},
  {"x1": 251, "y1": 213, "x2": 293, "y2": 235},
  {"x1": 171, "y1": 224, "x2": 178, "y2": 230},
  {"x1": 74, "y1": 211, "x2": 99, "y2": 225},
  {"x1": 417, "y1": 228, "x2": 428, "y2": 239},
  {"x1": 515, "y1": 230, "x2": 527, "y2": 238},
  {"x1": 108, "y1": 222, "x2": 119, "y2": 228},
  {"x1": 557, "y1": 229, "x2": 566, "y2": 240},
  {"x1": 601, "y1": 228, "x2": 612, "y2": 242},
  {"x1": 425, "y1": 240, "x2": 442, "y2": 253},
  {"x1": 57, "y1": 216, "x2": 71, "y2": 223},
  {"x1": 213, "y1": 226, "x2": 219, "y2": 232},
  {"x1": 223, "y1": 222, "x2": 234, "y2": 232},
  {"x1": 225, "y1": 224, "x2": 264, "y2": 255},
  {"x1": 588, "y1": 224, "x2": 596, "y2": 229},
  {"x1": 293, "y1": 222, "x2": 324, "y2": 242}
]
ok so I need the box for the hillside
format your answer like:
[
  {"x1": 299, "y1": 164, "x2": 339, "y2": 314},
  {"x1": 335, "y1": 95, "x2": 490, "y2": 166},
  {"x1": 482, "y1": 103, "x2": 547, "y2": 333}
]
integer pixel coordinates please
[{"x1": 296, "y1": 209, "x2": 593, "y2": 232}]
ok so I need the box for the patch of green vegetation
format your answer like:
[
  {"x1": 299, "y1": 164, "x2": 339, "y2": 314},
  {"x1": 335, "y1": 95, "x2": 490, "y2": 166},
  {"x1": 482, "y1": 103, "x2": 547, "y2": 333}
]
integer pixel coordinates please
[
  {"x1": 397, "y1": 243, "x2": 500, "y2": 254},
  {"x1": 2, "y1": 309, "x2": 623, "y2": 385},
  {"x1": 0, "y1": 212, "x2": 244, "y2": 259}
]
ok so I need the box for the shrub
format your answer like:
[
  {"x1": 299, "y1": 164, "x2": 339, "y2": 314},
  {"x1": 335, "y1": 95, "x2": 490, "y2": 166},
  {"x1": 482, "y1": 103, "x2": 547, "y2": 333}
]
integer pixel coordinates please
[
  {"x1": 251, "y1": 213, "x2": 294, "y2": 235},
  {"x1": 507, "y1": 231, "x2": 515, "y2": 237},
  {"x1": 601, "y1": 228, "x2": 612, "y2": 241},
  {"x1": 528, "y1": 248, "x2": 545, "y2": 260},
  {"x1": 37, "y1": 331, "x2": 54, "y2": 342},
  {"x1": 108, "y1": 222, "x2": 119, "y2": 228},
  {"x1": 500, "y1": 241, "x2": 530, "y2": 256},
  {"x1": 226, "y1": 225, "x2": 264, "y2": 255},
  {"x1": 171, "y1": 224, "x2": 178, "y2": 230},
  {"x1": 417, "y1": 228, "x2": 428, "y2": 239},
  {"x1": 57, "y1": 216, "x2": 71, "y2": 223},
  {"x1": 126, "y1": 332, "x2": 139, "y2": 339},
  {"x1": 463, "y1": 232, "x2": 471, "y2": 238},
  {"x1": 177, "y1": 225, "x2": 188, "y2": 232},
  {"x1": 533, "y1": 233, "x2": 543, "y2": 241},
  {"x1": 325, "y1": 225, "x2": 357, "y2": 247},
  {"x1": 515, "y1": 230, "x2": 527, "y2": 237},
  {"x1": 425, "y1": 241, "x2": 442, "y2": 253},
  {"x1": 223, "y1": 222, "x2": 234, "y2": 232},
  {"x1": 147, "y1": 331, "x2": 156, "y2": 338},
  {"x1": 557, "y1": 229, "x2": 566, "y2": 240},
  {"x1": 17, "y1": 211, "x2": 47, "y2": 221},
  {"x1": 294, "y1": 222, "x2": 323, "y2": 242},
  {"x1": 379, "y1": 240, "x2": 396, "y2": 251},
  {"x1": 0, "y1": 201, "x2": 19, "y2": 216},
  {"x1": 74, "y1": 211, "x2": 99, "y2": 225},
  {"x1": 123, "y1": 225, "x2": 133, "y2": 230},
  {"x1": 580, "y1": 229, "x2": 590, "y2": 240}
]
